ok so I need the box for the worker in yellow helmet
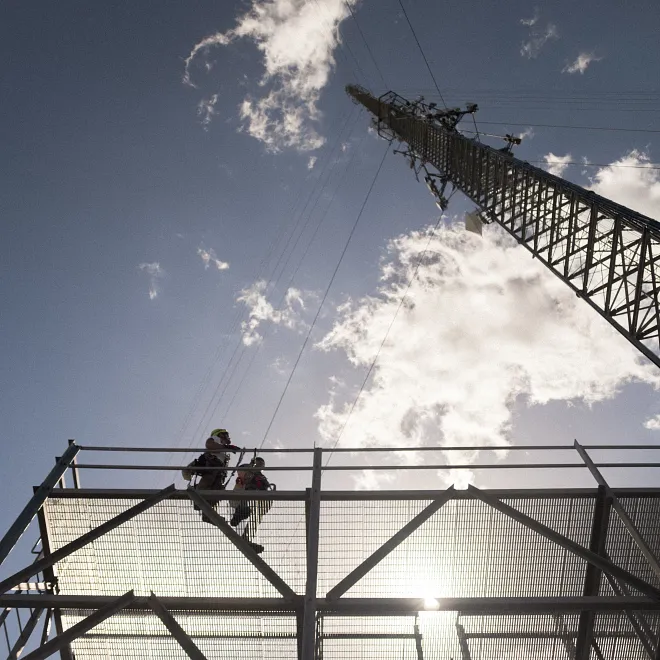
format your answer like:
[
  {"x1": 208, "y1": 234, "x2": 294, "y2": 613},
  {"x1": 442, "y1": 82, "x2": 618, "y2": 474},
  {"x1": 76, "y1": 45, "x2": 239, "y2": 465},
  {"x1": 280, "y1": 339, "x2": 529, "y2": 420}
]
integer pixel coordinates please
[{"x1": 182, "y1": 429, "x2": 239, "y2": 522}]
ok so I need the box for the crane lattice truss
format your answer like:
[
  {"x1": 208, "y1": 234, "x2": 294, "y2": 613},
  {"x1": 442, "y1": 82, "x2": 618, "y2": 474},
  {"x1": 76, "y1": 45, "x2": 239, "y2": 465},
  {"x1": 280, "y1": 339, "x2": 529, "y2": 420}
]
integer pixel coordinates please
[{"x1": 347, "y1": 86, "x2": 660, "y2": 369}]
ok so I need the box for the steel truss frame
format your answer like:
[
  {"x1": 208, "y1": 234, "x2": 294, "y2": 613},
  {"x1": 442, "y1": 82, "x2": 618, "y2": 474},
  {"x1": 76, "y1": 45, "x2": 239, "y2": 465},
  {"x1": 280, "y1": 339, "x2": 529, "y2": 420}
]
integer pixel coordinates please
[
  {"x1": 2, "y1": 445, "x2": 660, "y2": 659},
  {"x1": 346, "y1": 85, "x2": 660, "y2": 369}
]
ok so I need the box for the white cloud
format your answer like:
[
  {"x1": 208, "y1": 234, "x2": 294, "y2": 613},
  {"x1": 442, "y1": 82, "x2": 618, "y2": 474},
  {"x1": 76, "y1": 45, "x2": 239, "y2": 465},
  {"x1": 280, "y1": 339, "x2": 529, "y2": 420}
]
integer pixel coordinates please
[
  {"x1": 520, "y1": 9, "x2": 539, "y2": 27},
  {"x1": 197, "y1": 94, "x2": 219, "y2": 129},
  {"x1": 184, "y1": 0, "x2": 355, "y2": 151},
  {"x1": 543, "y1": 152, "x2": 572, "y2": 177},
  {"x1": 352, "y1": 470, "x2": 395, "y2": 491},
  {"x1": 520, "y1": 22, "x2": 558, "y2": 58},
  {"x1": 138, "y1": 262, "x2": 164, "y2": 300},
  {"x1": 197, "y1": 246, "x2": 230, "y2": 271},
  {"x1": 563, "y1": 52, "x2": 601, "y2": 74},
  {"x1": 517, "y1": 127, "x2": 535, "y2": 141},
  {"x1": 645, "y1": 415, "x2": 660, "y2": 430},
  {"x1": 315, "y1": 224, "x2": 659, "y2": 455},
  {"x1": 307, "y1": 156, "x2": 317, "y2": 170},
  {"x1": 236, "y1": 281, "x2": 309, "y2": 346},
  {"x1": 588, "y1": 150, "x2": 660, "y2": 221}
]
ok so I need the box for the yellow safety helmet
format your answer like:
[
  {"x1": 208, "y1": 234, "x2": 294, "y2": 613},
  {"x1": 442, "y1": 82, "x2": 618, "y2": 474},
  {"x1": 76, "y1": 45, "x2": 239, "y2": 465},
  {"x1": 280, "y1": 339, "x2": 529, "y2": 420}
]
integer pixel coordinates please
[{"x1": 210, "y1": 428, "x2": 230, "y2": 442}]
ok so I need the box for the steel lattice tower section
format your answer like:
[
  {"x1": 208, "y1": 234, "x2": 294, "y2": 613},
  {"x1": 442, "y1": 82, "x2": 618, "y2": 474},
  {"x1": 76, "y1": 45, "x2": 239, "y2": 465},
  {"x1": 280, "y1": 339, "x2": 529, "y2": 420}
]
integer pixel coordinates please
[{"x1": 346, "y1": 85, "x2": 660, "y2": 369}]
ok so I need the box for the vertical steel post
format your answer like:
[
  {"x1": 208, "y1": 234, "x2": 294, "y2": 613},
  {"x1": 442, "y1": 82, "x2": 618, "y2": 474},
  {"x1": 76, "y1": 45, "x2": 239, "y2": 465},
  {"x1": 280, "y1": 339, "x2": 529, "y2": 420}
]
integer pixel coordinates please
[
  {"x1": 35, "y1": 509, "x2": 72, "y2": 660},
  {"x1": 574, "y1": 440, "x2": 660, "y2": 580},
  {"x1": 575, "y1": 486, "x2": 611, "y2": 660},
  {"x1": 456, "y1": 623, "x2": 472, "y2": 660},
  {"x1": 414, "y1": 619, "x2": 424, "y2": 660},
  {"x1": 67, "y1": 440, "x2": 80, "y2": 489},
  {"x1": 301, "y1": 448, "x2": 322, "y2": 660},
  {"x1": 0, "y1": 443, "x2": 79, "y2": 566}
]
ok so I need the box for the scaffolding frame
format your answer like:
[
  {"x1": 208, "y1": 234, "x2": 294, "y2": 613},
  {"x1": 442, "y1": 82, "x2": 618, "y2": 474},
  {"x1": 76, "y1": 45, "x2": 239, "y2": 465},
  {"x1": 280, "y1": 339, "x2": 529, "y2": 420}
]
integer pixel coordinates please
[{"x1": 2, "y1": 442, "x2": 660, "y2": 659}]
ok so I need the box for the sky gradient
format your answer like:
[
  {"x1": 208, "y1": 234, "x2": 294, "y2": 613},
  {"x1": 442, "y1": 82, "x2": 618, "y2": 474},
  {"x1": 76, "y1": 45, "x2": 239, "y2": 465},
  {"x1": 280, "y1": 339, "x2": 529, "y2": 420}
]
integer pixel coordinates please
[{"x1": 2, "y1": 0, "x2": 660, "y2": 536}]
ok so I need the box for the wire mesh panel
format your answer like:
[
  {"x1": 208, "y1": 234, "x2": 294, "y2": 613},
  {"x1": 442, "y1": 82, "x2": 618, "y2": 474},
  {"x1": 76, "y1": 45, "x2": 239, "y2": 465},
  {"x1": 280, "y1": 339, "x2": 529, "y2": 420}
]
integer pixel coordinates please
[
  {"x1": 62, "y1": 610, "x2": 298, "y2": 659},
  {"x1": 44, "y1": 496, "x2": 307, "y2": 597},
  {"x1": 319, "y1": 496, "x2": 595, "y2": 599},
  {"x1": 36, "y1": 490, "x2": 660, "y2": 658}
]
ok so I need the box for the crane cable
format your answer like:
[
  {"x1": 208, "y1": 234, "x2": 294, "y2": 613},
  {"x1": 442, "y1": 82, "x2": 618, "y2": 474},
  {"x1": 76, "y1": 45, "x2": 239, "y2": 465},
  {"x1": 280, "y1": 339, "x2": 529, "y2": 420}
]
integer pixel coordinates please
[
  {"x1": 397, "y1": 0, "x2": 448, "y2": 110},
  {"x1": 258, "y1": 143, "x2": 391, "y2": 450}
]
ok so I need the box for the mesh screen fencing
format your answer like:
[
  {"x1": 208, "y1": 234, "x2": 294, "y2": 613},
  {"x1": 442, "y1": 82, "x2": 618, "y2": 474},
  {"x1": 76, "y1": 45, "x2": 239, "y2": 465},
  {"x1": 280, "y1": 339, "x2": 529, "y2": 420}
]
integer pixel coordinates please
[{"x1": 41, "y1": 490, "x2": 660, "y2": 659}]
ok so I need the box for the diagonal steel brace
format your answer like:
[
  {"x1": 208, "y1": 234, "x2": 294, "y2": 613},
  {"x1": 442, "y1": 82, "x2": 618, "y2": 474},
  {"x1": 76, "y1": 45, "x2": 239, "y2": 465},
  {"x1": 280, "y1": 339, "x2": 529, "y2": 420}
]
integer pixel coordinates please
[
  {"x1": 327, "y1": 487, "x2": 455, "y2": 600},
  {"x1": 0, "y1": 485, "x2": 176, "y2": 595},
  {"x1": 21, "y1": 590, "x2": 135, "y2": 660},
  {"x1": 148, "y1": 593, "x2": 208, "y2": 660},
  {"x1": 186, "y1": 488, "x2": 297, "y2": 602},
  {"x1": 466, "y1": 485, "x2": 660, "y2": 602}
]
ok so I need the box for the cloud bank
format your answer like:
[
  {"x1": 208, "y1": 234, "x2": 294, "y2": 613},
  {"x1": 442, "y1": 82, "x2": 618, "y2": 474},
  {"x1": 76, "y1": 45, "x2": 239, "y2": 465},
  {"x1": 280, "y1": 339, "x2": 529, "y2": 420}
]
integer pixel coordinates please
[
  {"x1": 315, "y1": 224, "x2": 659, "y2": 454},
  {"x1": 543, "y1": 153, "x2": 572, "y2": 177},
  {"x1": 588, "y1": 150, "x2": 660, "y2": 221},
  {"x1": 184, "y1": 0, "x2": 355, "y2": 151},
  {"x1": 237, "y1": 280, "x2": 309, "y2": 345}
]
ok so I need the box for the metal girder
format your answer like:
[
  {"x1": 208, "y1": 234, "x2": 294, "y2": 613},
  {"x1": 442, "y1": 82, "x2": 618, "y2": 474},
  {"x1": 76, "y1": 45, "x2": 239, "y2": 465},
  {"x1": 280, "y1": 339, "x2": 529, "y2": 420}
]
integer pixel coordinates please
[
  {"x1": 575, "y1": 485, "x2": 611, "y2": 660},
  {"x1": 6, "y1": 594, "x2": 660, "y2": 614},
  {"x1": 301, "y1": 448, "x2": 322, "y2": 660},
  {"x1": 66, "y1": 441, "x2": 80, "y2": 490},
  {"x1": 575, "y1": 440, "x2": 660, "y2": 580},
  {"x1": 466, "y1": 485, "x2": 660, "y2": 602},
  {"x1": 605, "y1": 573, "x2": 656, "y2": 659},
  {"x1": 8, "y1": 608, "x2": 44, "y2": 659},
  {"x1": 414, "y1": 621, "x2": 424, "y2": 660},
  {"x1": 0, "y1": 485, "x2": 176, "y2": 594},
  {"x1": 44, "y1": 486, "x2": 660, "y2": 500},
  {"x1": 186, "y1": 488, "x2": 297, "y2": 601},
  {"x1": 0, "y1": 444, "x2": 80, "y2": 567},
  {"x1": 21, "y1": 591, "x2": 135, "y2": 660},
  {"x1": 326, "y1": 487, "x2": 454, "y2": 600},
  {"x1": 35, "y1": 504, "x2": 71, "y2": 660},
  {"x1": 39, "y1": 610, "x2": 52, "y2": 647},
  {"x1": 456, "y1": 623, "x2": 472, "y2": 660},
  {"x1": 147, "y1": 593, "x2": 208, "y2": 660},
  {"x1": 346, "y1": 85, "x2": 660, "y2": 369}
]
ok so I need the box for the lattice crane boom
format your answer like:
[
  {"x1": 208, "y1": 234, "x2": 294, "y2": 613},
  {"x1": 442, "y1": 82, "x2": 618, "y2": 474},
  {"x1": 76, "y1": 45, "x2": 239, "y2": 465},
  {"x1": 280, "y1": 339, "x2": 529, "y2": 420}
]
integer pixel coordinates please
[{"x1": 347, "y1": 85, "x2": 660, "y2": 369}]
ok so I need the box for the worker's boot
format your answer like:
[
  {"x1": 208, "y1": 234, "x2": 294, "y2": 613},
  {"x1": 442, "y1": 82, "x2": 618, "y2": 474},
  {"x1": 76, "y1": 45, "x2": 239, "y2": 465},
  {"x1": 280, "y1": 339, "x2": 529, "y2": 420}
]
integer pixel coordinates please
[{"x1": 247, "y1": 542, "x2": 264, "y2": 554}]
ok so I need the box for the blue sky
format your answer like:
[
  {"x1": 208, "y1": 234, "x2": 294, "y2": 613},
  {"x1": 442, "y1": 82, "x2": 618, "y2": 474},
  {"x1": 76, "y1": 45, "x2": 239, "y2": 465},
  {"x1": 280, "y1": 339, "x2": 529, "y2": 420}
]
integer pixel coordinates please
[{"x1": 2, "y1": 0, "x2": 660, "y2": 533}]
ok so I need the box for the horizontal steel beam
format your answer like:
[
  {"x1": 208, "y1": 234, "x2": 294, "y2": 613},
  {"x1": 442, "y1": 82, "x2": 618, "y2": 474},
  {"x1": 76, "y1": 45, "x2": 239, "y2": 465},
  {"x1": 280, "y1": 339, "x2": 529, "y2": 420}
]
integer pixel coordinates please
[
  {"x1": 45, "y1": 487, "x2": 660, "y2": 501},
  {"x1": 4, "y1": 595, "x2": 660, "y2": 614},
  {"x1": 70, "y1": 462, "x2": 660, "y2": 471},
  {"x1": 76, "y1": 443, "x2": 660, "y2": 453}
]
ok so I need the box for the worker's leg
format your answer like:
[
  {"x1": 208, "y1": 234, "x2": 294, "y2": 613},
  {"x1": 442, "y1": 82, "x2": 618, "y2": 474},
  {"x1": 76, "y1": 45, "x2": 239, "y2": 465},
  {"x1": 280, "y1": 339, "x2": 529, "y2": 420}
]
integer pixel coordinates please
[
  {"x1": 197, "y1": 473, "x2": 225, "y2": 522},
  {"x1": 230, "y1": 501, "x2": 251, "y2": 527},
  {"x1": 241, "y1": 500, "x2": 271, "y2": 553}
]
